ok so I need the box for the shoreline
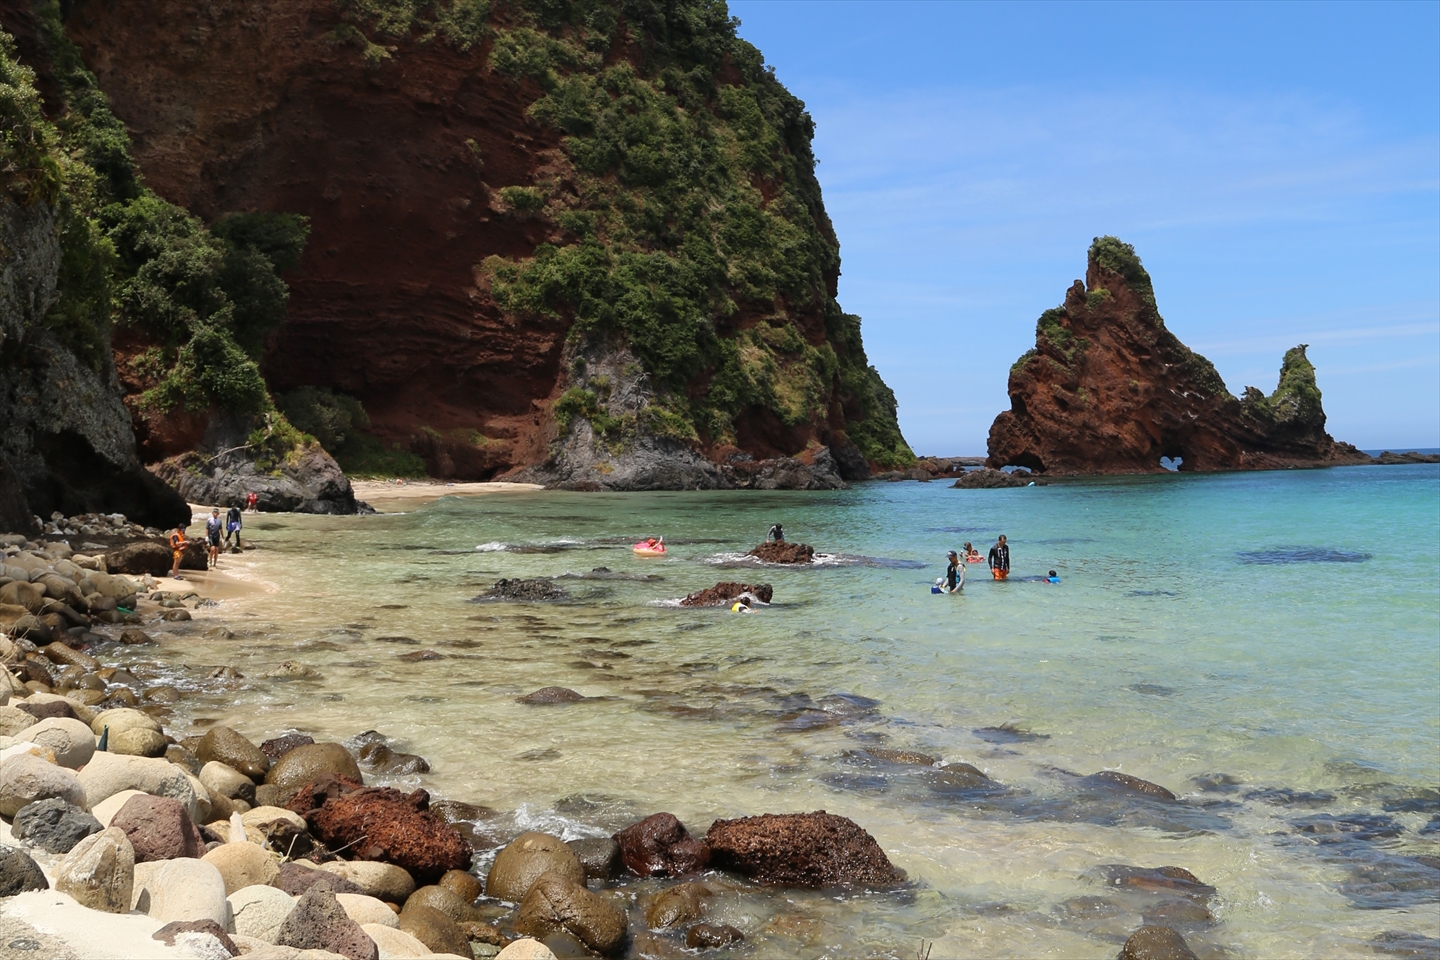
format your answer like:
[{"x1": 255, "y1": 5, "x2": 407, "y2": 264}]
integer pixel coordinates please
[{"x1": 349, "y1": 481, "x2": 543, "y2": 513}]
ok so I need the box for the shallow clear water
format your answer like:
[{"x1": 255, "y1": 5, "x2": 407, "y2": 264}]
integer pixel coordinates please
[{"x1": 132, "y1": 465, "x2": 1439, "y2": 957}]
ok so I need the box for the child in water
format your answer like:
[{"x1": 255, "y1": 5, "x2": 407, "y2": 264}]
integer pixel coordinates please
[{"x1": 1046, "y1": 570, "x2": 1061, "y2": 584}]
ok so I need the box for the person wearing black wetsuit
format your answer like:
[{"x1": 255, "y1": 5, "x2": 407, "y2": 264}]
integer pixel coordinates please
[
  {"x1": 225, "y1": 504, "x2": 242, "y2": 548},
  {"x1": 945, "y1": 550, "x2": 963, "y2": 592},
  {"x1": 768, "y1": 523, "x2": 785, "y2": 542},
  {"x1": 988, "y1": 535, "x2": 1010, "y2": 581}
]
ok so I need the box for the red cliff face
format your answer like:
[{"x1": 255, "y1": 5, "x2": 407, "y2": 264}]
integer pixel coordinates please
[{"x1": 987, "y1": 238, "x2": 1368, "y2": 475}]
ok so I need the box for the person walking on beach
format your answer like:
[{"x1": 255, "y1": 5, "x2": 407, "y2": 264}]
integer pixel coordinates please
[
  {"x1": 945, "y1": 550, "x2": 965, "y2": 593},
  {"x1": 768, "y1": 523, "x2": 785, "y2": 542},
  {"x1": 168, "y1": 523, "x2": 189, "y2": 580},
  {"x1": 205, "y1": 508, "x2": 223, "y2": 568},
  {"x1": 225, "y1": 503, "x2": 242, "y2": 550},
  {"x1": 988, "y1": 534, "x2": 1010, "y2": 581}
]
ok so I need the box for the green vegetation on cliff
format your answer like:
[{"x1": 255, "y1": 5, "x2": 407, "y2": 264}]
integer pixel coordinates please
[
  {"x1": 344, "y1": 0, "x2": 911, "y2": 466},
  {"x1": 13, "y1": 3, "x2": 309, "y2": 425}
]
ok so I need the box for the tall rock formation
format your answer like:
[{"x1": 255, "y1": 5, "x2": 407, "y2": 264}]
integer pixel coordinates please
[
  {"x1": 987, "y1": 237, "x2": 1369, "y2": 475},
  {"x1": 34, "y1": 0, "x2": 911, "y2": 487}
]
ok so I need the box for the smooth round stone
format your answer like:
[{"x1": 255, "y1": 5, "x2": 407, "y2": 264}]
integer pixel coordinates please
[
  {"x1": 486, "y1": 832, "x2": 584, "y2": 903},
  {"x1": 132, "y1": 857, "x2": 230, "y2": 925},
  {"x1": 0, "y1": 705, "x2": 37, "y2": 737},
  {"x1": 496, "y1": 938, "x2": 559, "y2": 960},
  {"x1": 0, "y1": 753, "x2": 87, "y2": 817},
  {"x1": 438, "y1": 868, "x2": 484, "y2": 904},
  {"x1": 362, "y1": 924, "x2": 430, "y2": 958},
  {"x1": 203, "y1": 841, "x2": 281, "y2": 895},
  {"x1": 227, "y1": 883, "x2": 297, "y2": 942},
  {"x1": 404, "y1": 884, "x2": 481, "y2": 923},
  {"x1": 317, "y1": 860, "x2": 416, "y2": 903},
  {"x1": 15, "y1": 716, "x2": 95, "y2": 768},
  {"x1": 108, "y1": 727, "x2": 169, "y2": 758},
  {"x1": 89, "y1": 707, "x2": 161, "y2": 738},
  {"x1": 337, "y1": 892, "x2": 400, "y2": 928},
  {"x1": 200, "y1": 761, "x2": 256, "y2": 804},
  {"x1": 77, "y1": 753, "x2": 199, "y2": 820},
  {"x1": 0, "y1": 844, "x2": 49, "y2": 895},
  {"x1": 263, "y1": 743, "x2": 361, "y2": 795},
  {"x1": 196, "y1": 726, "x2": 270, "y2": 781}
]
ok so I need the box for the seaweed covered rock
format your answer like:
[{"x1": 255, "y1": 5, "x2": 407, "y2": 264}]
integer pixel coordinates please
[
  {"x1": 988, "y1": 238, "x2": 1370, "y2": 475},
  {"x1": 705, "y1": 811, "x2": 902, "y2": 888},
  {"x1": 680, "y1": 583, "x2": 774, "y2": 607},
  {"x1": 747, "y1": 542, "x2": 815, "y2": 565},
  {"x1": 475, "y1": 579, "x2": 565, "y2": 602}
]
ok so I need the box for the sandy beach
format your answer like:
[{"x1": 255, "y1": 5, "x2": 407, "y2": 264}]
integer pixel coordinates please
[{"x1": 350, "y1": 480, "x2": 542, "y2": 513}]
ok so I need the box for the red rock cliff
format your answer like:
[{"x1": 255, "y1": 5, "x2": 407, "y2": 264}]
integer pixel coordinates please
[{"x1": 986, "y1": 237, "x2": 1368, "y2": 475}]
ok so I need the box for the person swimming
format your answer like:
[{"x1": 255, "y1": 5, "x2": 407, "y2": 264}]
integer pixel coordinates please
[
  {"x1": 731, "y1": 595, "x2": 753, "y2": 613},
  {"x1": 1046, "y1": 570, "x2": 1061, "y2": 584}
]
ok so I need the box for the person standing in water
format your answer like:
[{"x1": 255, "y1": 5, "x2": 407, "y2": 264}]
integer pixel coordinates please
[
  {"x1": 168, "y1": 523, "x2": 189, "y2": 580},
  {"x1": 988, "y1": 534, "x2": 1010, "y2": 581},
  {"x1": 945, "y1": 550, "x2": 965, "y2": 593},
  {"x1": 225, "y1": 503, "x2": 243, "y2": 550},
  {"x1": 768, "y1": 523, "x2": 785, "y2": 542},
  {"x1": 205, "y1": 508, "x2": 223, "y2": 568}
]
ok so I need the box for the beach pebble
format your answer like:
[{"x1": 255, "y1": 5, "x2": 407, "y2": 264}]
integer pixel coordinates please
[
  {"x1": 112, "y1": 793, "x2": 206, "y2": 862},
  {"x1": 397, "y1": 903, "x2": 470, "y2": 957},
  {"x1": 645, "y1": 880, "x2": 713, "y2": 929},
  {"x1": 14, "y1": 716, "x2": 94, "y2": 768},
  {"x1": 0, "y1": 843, "x2": 49, "y2": 895},
  {"x1": 264, "y1": 743, "x2": 362, "y2": 796},
  {"x1": 337, "y1": 892, "x2": 401, "y2": 928},
  {"x1": 11, "y1": 797, "x2": 102, "y2": 853},
  {"x1": 614, "y1": 813, "x2": 710, "y2": 878},
  {"x1": 0, "y1": 752, "x2": 87, "y2": 816},
  {"x1": 277, "y1": 887, "x2": 380, "y2": 960},
  {"x1": 109, "y1": 726, "x2": 170, "y2": 757},
  {"x1": 486, "y1": 832, "x2": 584, "y2": 902},
  {"x1": 133, "y1": 856, "x2": 231, "y2": 925},
  {"x1": 495, "y1": 941, "x2": 558, "y2": 960},
  {"x1": 566, "y1": 838, "x2": 621, "y2": 882},
  {"x1": 198, "y1": 726, "x2": 271, "y2": 780},
  {"x1": 0, "y1": 705, "x2": 37, "y2": 736},
  {"x1": 201, "y1": 760, "x2": 257, "y2": 803},
  {"x1": 204, "y1": 839, "x2": 281, "y2": 894},
  {"x1": 1120, "y1": 924, "x2": 1199, "y2": 960},
  {"x1": 229, "y1": 883, "x2": 298, "y2": 942},
  {"x1": 77, "y1": 751, "x2": 201, "y2": 819},
  {"x1": 437, "y1": 867, "x2": 484, "y2": 903},
  {"x1": 54, "y1": 826, "x2": 135, "y2": 913},
  {"x1": 361, "y1": 924, "x2": 430, "y2": 958},
  {"x1": 317, "y1": 860, "x2": 416, "y2": 904},
  {"x1": 89, "y1": 706, "x2": 162, "y2": 738},
  {"x1": 515, "y1": 870, "x2": 628, "y2": 956},
  {"x1": 403, "y1": 884, "x2": 481, "y2": 923}
]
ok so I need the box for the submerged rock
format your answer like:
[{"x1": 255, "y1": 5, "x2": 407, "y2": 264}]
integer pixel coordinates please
[
  {"x1": 1119, "y1": 924, "x2": 1199, "y2": 960},
  {"x1": 517, "y1": 686, "x2": 586, "y2": 704},
  {"x1": 516, "y1": 870, "x2": 628, "y2": 956},
  {"x1": 1084, "y1": 771, "x2": 1177, "y2": 802},
  {"x1": 474, "y1": 579, "x2": 566, "y2": 602},
  {"x1": 705, "y1": 811, "x2": 903, "y2": 888},
  {"x1": 747, "y1": 542, "x2": 814, "y2": 564}
]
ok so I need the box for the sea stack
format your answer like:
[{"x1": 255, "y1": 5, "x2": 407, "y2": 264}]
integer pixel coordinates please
[{"x1": 986, "y1": 237, "x2": 1370, "y2": 475}]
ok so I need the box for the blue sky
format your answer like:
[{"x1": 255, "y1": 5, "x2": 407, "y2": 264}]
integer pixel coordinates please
[{"x1": 729, "y1": 0, "x2": 1440, "y2": 455}]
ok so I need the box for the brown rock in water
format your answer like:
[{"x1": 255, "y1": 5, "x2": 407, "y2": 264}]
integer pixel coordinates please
[
  {"x1": 747, "y1": 542, "x2": 815, "y2": 564},
  {"x1": 644, "y1": 881, "x2": 712, "y2": 929},
  {"x1": 705, "y1": 811, "x2": 903, "y2": 888},
  {"x1": 987, "y1": 237, "x2": 1371, "y2": 475},
  {"x1": 486, "y1": 832, "x2": 585, "y2": 903},
  {"x1": 679, "y1": 582, "x2": 774, "y2": 607},
  {"x1": 686, "y1": 923, "x2": 744, "y2": 949},
  {"x1": 516, "y1": 870, "x2": 628, "y2": 956},
  {"x1": 356, "y1": 741, "x2": 430, "y2": 775},
  {"x1": 951, "y1": 467, "x2": 1031, "y2": 489},
  {"x1": 516, "y1": 686, "x2": 585, "y2": 704},
  {"x1": 613, "y1": 813, "x2": 710, "y2": 878},
  {"x1": 276, "y1": 888, "x2": 379, "y2": 960},
  {"x1": 566, "y1": 837, "x2": 621, "y2": 882},
  {"x1": 1099, "y1": 865, "x2": 1215, "y2": 901},
  {"x1": 297, "y1": 778, "x2": 471, "y2": 882},
  {"x1": 265, "y1": 742, "x2": 362, "y2": 796},
  {"x1": 398, "y1": 903, "x2": 472, "y2": 957},
  {"x1": 1085, "y1": 771, "x2": 1177, "y2": 801},
  {"x1": 403, "y1": 884, "x2": 481, "y2": 923},
  {"x1": 110, "y1": 794, "x2": 205, "y2": 862},
  {"x1": 437, "y1": 868, "x2": 483, "y2": 904},
  {"x1": 1119, "y1": 925, "x2": 1199, "y2": 960},
  {"x1": 260, "y1": 733, "x2": 314, "y2": 762},
  {"x1": 196, "y1": 725, "x2": 270, "y2": 780}
]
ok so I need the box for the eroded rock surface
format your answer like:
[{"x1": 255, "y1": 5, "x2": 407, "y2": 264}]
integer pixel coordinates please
[{"x1": 705, "y1": 811, "x2": 902, "y2": 888}]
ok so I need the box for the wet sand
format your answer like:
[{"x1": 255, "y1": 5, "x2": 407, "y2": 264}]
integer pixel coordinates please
[{"x1": 351, "y1": 480, "x2": 542, "y2": 512}]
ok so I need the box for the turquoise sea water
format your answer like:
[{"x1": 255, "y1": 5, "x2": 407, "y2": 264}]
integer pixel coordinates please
[{"x1": 150, "y1": 464, "x2": 1439, "y2": 957}]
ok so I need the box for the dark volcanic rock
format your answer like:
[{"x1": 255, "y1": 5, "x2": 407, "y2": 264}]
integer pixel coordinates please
[
  {"x1": 473, "y1": 578, "x2": 565, "y2": 602},
  {"x1": 987, "y1": 237, "x2": 1371, "y2": 475},
  {"x1": 260, "y1": 733, "x2": 315, "y2": 762},
  {"x1": 295, "y1": 777, "x2": 471, "y2": 882},
  {"x1": 111, "y1": 794, "x2": 206, "y2": 862},
  {"x1": 567, "y1": 837, "x2": 622, "y2": 881},
  {"x1": 747, "y1": 541, "x2": 815, "y2": 564},
  {"x1": 104, "y1": 542, "x2": 172, "y2": 576},
  {"x1": 613, "y1": 813, "x2": 710, "y2": 878},
  {"x1": 276, "y1": 888, "x2": 379, "y2": 960},
  {"x1": 153, "y1": 919, "x2": 238, "y2": 956},
  {"x1": 12, "y1": 798, "x2": 102, "y2": 854},
  {"x1": 679, "y1": 582, "x2": 774, "y2": 607},
  {"x1": 1119, "y1": 924, "x2": 1199, "y2": 960},
  {"x1": 952, "y1": 467, "x2": 1031, "y2": 488},
  {"x1": 705, "y1": 811, "x2": 903, "y2": 888},
  {"x1": 356, "y1": 741, "x2": 431, "y2": 775},
  {"x1": 0, "y1": 845, "x2": 48, "y2": 896},
  {"x1": 1375, "y1": 451, "x2": 1440, "y2": 465},
  {"x1": 278, "y1": 860, "x2": 364, "y2": 897}
]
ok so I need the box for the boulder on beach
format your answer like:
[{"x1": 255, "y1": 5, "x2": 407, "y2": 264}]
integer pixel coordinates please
[
  {"x1": 104, "y1": 542, "x2": 172, "y2": 576},
  {"x1": 405, "y1": 883, "x2": 484, "y2": 923},
  {"x1": 228, "y1": 883, "x2": 298, "y2": 941},
  {"x1": 265, "y1": 742, "x2": 362, "y2": 797},
  {"x1": 78, "y1": 752, "x2": 201, "y2": 820},
  {"x1": 0, "y1": 844, "x2": 49, "y2": 896},
  {"x1": 279, "y1": 860, "x2": 364, "y2": 897},
  {"x1": 613, "y1": 813, "x2": 710, "y2": 878},
  {"x1": 747, "y1": 541, "x2": 815, "y2": 564},
  {"x1": 12, "y1": 797, "x2": 103, "y2": 853},
  {"x1": 364, "y1": 924, "x2": 433, "y2": 958},
  {"x1": 1120, "y1": 924, "x2": 1200, "y2": 960},
  {"x1": 516, "y1": 870, "x2": 628, "y2": 956},
  {"x1": 679, "y1": 582, "x2": 774, "y2": 607},
  {"x1": 567, "y1": 838, "x2": 621, "y2": 882},
  {"x1": 54, "y1": 827, "x2": 135, "y2": 913},
  {"x1": 316, "y1": 859, "x2": 417, "y2": 903},
  {"x1": 438, "y1": 867, "x2": 484, "y2": 903},
  {"x1": 277, "y1": 887, "x2": 380, "y2": 960},
  {"x1": 336, "y1": 892, "x2": 400, "y2": 928},
  {"x1": 111, "y1": 793, "x2": 206, "y2": 862},
  {"x1": 487, "y1": 832, "x2": 586, "y2": 903},
  {"x1": 204, "y1": 840, "x2": 282, "y2": 894},
  {"x1": 132, "y1": 857, "x2": 230, "y2": 925},
  {"x1": 705, "y1": 811, "x2": 904, "y2": 888},
  {"x1": 260, "y1": 733, "x2": 316, "y2": 762},
  {"x1": 0, "y1": 752, "x2": 87, "y2": 817},
  {"x1": 399, "y1": 902, "x2": 472, "y2": 957},
  {"x1": 200, "y1": 760, "x2": 257, "y2": 804},
  {"x1": 197, "y1": 725, "x2": 271, "y2": 780}
]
